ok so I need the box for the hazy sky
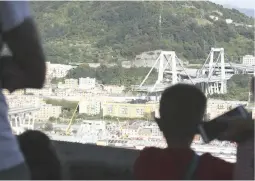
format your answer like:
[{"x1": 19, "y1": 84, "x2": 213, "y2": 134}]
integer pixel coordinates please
[{"x1": 210, "y1": 0, "x2": 255, "y2": 9}]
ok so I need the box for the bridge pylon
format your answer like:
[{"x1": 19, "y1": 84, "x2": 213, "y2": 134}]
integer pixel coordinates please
[
  {"x1": 8, "y1": 107, "x2": 39, "y2": 134},
  {"x1": 197, "y1": 48, "x2": 227, "y2": 95},
  {"x1": 137, "y1": 51, "x2": 194, "y2": 93}
]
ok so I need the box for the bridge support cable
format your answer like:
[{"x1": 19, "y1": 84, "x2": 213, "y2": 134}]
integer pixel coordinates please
[
  {"x1": 197, "y1": 49, "x2": 212, "y2": 77},
  {"x1": 134, "y1": 48, "x2": 233, "y2": 96},
  {"x1": 220, "y1": 48, "x2": 226, "y2": 94},
  {"x1": 206, "y1": 51, "x2": 221, "y2": 95},
  {"x1": 135, "y1": 51, "x2": 198, "y2": 94},
  {"x1": 147, "y1": 52, "x2": 173, "y2": 93},
  {"x1": 147, "y1": 54, "x2": 175, "y2": 93},
  {"x1": 139, "y1": 56, "x2": 160, "y2": 88},
  {"x1": 175, "y1": 56, "x2": 195, "y2": 85},
  {"x1": 207, "y1": 50, "x2": 221, "y2": 81}
]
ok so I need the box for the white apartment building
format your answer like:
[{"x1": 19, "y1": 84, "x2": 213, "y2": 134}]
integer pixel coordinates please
[
  {"x1": 79, "y1": 77, "x2": 96, "y2": 89},
  {"x1": 68, "y1": 89, "x2": 88, "y2": 97},
  {"x1": 87, "y1": 63, "x2": 101, "y2": 68},
  {"x1": 225, "y1": 19, "x2": 233, "y2": 24},
  {"x1": 242, "y1": 55, "x2": 255, "y2": 66},
  {"x1": 150, "y1": 123, "x2": 162, "y2": 137},
  {"x1": 77, "y1": 120, "x2": 106, "y2": 140},
  {"x1": 206, "y1": 99, "x2": 247, "y2": 120},
  {"x1": 6, "y1": 95, "x2": 43, "y2": 109},
  {"x1": 65, "y1": 79, "x2": 78, "y2": 87},
  {"x1": 122, "y1": 128, "x2": 138, "y2": 138},
  {"x1": 54, "y1": 89, "x2": 91, "y2": 99},
  {"x1": 58, "y1": 79, "x2": 78, "y2": 89},
  {"x1": 209, "y1": 15, "x2": 219, "y2": 21},
  {"x1": 35, "y1": 104, "x2": 62, "y2": 121},
  {"x1": 25, "y1": 88, "x2": 53, "y2": 96},
  {"x1": 85, "y1": 87, "x2": 105, "y2": 95},
  {"x1": 121, "y1": 61, "x2": 132, "y2": 68},
  {"x1": 79, "y1": 99, "x2": 101, "y2": 115},
  {"x1": 54, "y1": 89, "x2": 69, "y2": 97},
  {"x1": 103, "y1": 85, "x2": 125, "y2": 94},
  {"x1": 3, "y1": 89, "x2": 25, "y2": 96},
  {"x1": 46, "y1": 62, "x2": 74, "y2": 78}
]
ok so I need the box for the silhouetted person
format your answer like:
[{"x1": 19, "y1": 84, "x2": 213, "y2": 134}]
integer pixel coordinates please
[
  {"x1": 18, "y1": 130, "x2": 63, "y2": 180},
  {"x1": 0, "y1": 1, "x2": 45, "y2": 179},
  {"x1": 249, "y1": 76, "x2": 255, "y2": 103},
  {"x1": 134, "y1": 84, "x2": 233, "y2": 180}
]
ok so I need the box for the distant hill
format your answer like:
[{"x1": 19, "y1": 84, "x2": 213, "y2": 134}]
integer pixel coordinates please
[
  {"x1": 222, "y1": 4, "x2": 255, "y2": 18},
  {"x1": 31, "y1": 1, "x2": 254, "y2": 64},
  {"x1": 236, "y1": 8, "x2": 255, "y2": 18}
]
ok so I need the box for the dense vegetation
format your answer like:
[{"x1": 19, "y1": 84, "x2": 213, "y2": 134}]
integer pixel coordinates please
[
  {"x1": 67, "y1": 64, "x2": 157, "y2": 86},
  {"x1": 45, "y1": 98, "x2": 78, "y2": 110},
  {"x1": 45, "y1": 98, "x2": 79, "y2": 122},
  {"x1": 31, "y1": 1, "x2": 254, "y2": 64},
  {"x1": 210, "y1": 74, "x2": 251, "y2": 101}
]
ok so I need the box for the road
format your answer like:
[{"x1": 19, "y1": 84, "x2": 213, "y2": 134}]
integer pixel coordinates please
[{"x1": 53, "y1": 123, "x2": 81, "y2": 130}]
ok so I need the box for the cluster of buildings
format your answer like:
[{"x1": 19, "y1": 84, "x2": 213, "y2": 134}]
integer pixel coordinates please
[
  {"x1": 79, "y1": 95, "x2": 248, "y2": 120},
  {"x1": 242, "y1": 55, "x2": 255, "y2": 66},
  {"x1": 4, "y1": 92, "x2": 62, "y2": 121},
  {"x1": 4, "y1": 54, "x2": 254, "y2": 123},
  {"x1": 57, "y1": 78, "x2": 96, "y2": 90},
  {"x1": 78, "y1": 95, "x2": 158, "y2": 118},
  {"x1": 206, "y1": 99, "x2": 248, "y2": 120},
  {"x1": 25, "y1": 61, "x2": 126, "y2": 99},
  {"x1": 46, "y1": 62, "x2": 73, "y2": 79},
  {"x1": 7, "y1": 84, "x2": 249, "y2": 123},
  {"x1": 208, "y1": 12, "x2": 253, "y2": 28}
]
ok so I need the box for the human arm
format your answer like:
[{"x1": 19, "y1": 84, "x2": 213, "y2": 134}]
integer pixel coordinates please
[
  {"x1": 217, "y1": 117, "x2": 254, "y2": 143},
  {"x1": 0, "y1": 1, "x2": 46, "y2": 92},
  {"x1": 0, "y1": 1, "x2": 42, "y2": 179},
  {"x1": 234, "y1": 137, "x2": 254, "y2": 180}
]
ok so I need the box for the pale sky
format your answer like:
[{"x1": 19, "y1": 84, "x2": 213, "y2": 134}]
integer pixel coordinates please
[{"x1": 209, "y1": 0, "x2": 255, "y2": 9}]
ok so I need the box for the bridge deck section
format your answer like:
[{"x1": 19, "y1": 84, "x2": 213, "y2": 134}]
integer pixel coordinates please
[
  {"x1": 8, "y1": 106, "x2": 40, "y2": 115},
  {"x1": 133, "y1": 75, "x2": 232, "y2": 92}
]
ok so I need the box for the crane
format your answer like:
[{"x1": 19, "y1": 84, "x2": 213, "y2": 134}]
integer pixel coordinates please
[{"x1": 65, "y1": 101, "x2": 79, "y2": 135}]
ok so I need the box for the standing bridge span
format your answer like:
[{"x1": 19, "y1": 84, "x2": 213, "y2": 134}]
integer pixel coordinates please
[
  {"x1": 8, "y1": 106, "x2": 40, "y2": 134},
  {"x1": 132, "y1": 48, "x2": 251, "y2": 96}
]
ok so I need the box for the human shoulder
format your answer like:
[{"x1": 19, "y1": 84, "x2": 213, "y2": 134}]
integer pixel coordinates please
[
  {"x1": 201, "y1": 152, "x2": 233, "y2": 164},
  {"x1": 140, "y1": 146, "x2": 165, "y2": 155},
  {"x1": 0, "y1": 1, "x2": 31, "y2": 32},
  {"x1": 135, "y1": 147, "x2": 164, "y2": 163},
  {"x1": 201, "y1": 152, "x2": 234, "y2": 175}
]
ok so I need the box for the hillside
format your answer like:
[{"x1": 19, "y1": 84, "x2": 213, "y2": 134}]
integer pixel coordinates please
[
  {"x1": 222, "y1": 4, "x2": 255, "y2": 18},
  {"x1": 31, "y1": 1, "x2": 254, "y2": 64},
  {"x1": 233, "y1": 8, "x2": 255, "y2": 18}
]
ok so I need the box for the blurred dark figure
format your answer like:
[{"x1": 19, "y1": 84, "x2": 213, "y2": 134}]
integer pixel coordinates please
[
  {"x1": 134, "y1": 84, "x2": 233, "y2": 180},
  {"x1": 18, "y1": 130, "x2": 63, "y2": 180},
  {"x1": 0, "y1": 2, "x2": 46, "y2": 92},
  {"x1": 0, "y1": 1, "x2": 45, "y2": 179},
  {"x1": 249, "y1": 76, "x2": 255, "y2": 103}
]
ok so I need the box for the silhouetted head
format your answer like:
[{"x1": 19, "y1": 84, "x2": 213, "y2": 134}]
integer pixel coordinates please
[
  {"x1": 251, "y1": 77, "x2": 254, "y2": 96},
  {"x1": 17, "y1": 130, "x2": 62, "y2": 180},
  {"x1": 156, "y1": 84, "x2": 206, "y2": 147}
]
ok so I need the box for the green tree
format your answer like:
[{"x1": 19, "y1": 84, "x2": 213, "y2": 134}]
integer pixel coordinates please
[
  {"x1": 67, "y1": 65, "x2": 157, "y2": 86},
  {"x1": 144, "y1": 112, "x2": 154, "y2": 121},
  {"x1": 51, "y1": 77, "x2": 64, "y2": 84},
  {"x1": 210, "y1": 74, "x2": 251, "y2": 101},
  {"x1": 30, "y1": 1, "x2": 254, "y2": 64},
  {"x1": 42, "y1": 122, "x2": 53, "y2": 132},
  {"x1": 44, "y1": 99, "x2": 78, "y2": 110},
  {"x1": 48, "y1": 117, "x2": 56, "y2": 122}
]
